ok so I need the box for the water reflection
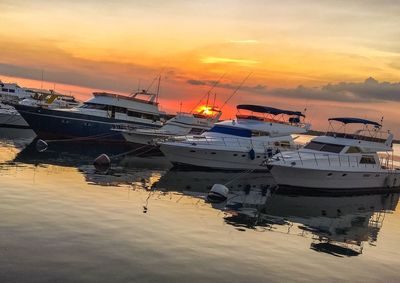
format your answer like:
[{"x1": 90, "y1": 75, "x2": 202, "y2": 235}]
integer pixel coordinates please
[
  {"x1": 2, "y1": 137, "x2": 400, "y2": 258},
  {"x1": 156, "y1": 169, "x2": 399, "y2": 257}
]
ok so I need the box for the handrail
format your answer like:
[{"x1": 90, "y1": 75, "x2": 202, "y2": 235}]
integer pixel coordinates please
[
  {"x1": 273, "y1": 150, "x2": 395, "y2": 169},
  {"x1": 165, "y1": 135, "x2": 300, "y2": 151}
]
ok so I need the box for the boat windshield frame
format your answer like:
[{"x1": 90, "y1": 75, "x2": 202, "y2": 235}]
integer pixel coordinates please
[{"x1": 326, "y1": 119, "x2": 390, "y2": 144}]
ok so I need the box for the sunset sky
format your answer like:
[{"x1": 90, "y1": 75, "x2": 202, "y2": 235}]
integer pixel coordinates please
[{"x1": 1, "y1": 0, "x2": 400, "y2": 133}]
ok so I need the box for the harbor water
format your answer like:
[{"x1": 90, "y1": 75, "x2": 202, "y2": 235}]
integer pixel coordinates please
[{"x1": 0, "y1": 135, "x2": 400, "y2": 283}]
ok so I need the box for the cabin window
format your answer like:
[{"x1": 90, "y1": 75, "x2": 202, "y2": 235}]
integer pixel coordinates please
[
  {"x1": 251, "y1": 131, "x2": 270, "y2": 137},
  {"x1": 81, "y1": 103, "x2": 108, "y2": 110},
  {"x1": 2, "y1": 88, "x2": 8, "y2": 92},
  {"x1": 275, "y1": 141, "x2": 291, "y2": 148},
  {"x1": 8, "y1": 89, "x2": 15, "y2": 93},
  {"x1": 360, "y1": 155, "x2": 376, "y2": 164},
  {"x1": 304, "y1": 141, "x2": 344, "y2": 153},
  {"x1": 127, "y1": 110, "x2": 158, "y2": 121},
  {"x1": 304, "y1": 141, "x2": 324, "y2": 151},
  {"x1": 346, "y1": 146, "x2": 361, "y2": 153},
  {"x1": 114, "y1": 106, "x2": 127, "y2": 114},
  {"x1": 189, "y1": 128, "x2": 204, "y2": 135},
  {"x1": 209, "y1": 125, "x2": 252, "y2": 138}
]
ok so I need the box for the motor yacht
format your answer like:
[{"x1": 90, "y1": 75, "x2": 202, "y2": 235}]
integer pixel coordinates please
[
  {"x1": 268, "y1": 117, "x2": 400, "y2": 192},
  {"x1": 15, "y1": 90, "x2": 167, "y2": 143},
  {"x1": 0, "y1": 90, "x2": 80, "y2": 131},
  {"x1": 0, "y1": 80, "x2": 33, "y2": 104},
  {"x1": 159, "y1": 104, "x2": 310, "y2": 171},
  {"x1": 116, "y1": 106, "x2": 222, "y2": 146}
]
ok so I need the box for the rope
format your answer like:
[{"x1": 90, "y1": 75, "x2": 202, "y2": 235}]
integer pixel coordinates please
[{"x1": 44, "y1": 132, "x2": 120, "y2": 143}]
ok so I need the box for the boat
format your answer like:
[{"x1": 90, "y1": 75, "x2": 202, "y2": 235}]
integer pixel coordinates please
[
  {"x1": 159, "y1": 104, "x2": 310, "y2": 171},
  {"x1": 0, "y1": 89, "x2": 80, "y2": 132},
  {"x1": 116, "y1": 106, "x2": 222, "y2": 146},
  {"x1": 15, "y1": 90, "x2": 167, "y2": 143},
  {"x1": 268, "y1": 117, "x2": 400, "y2": 192},
  {"x1": 0, "y1": 80, "x2": 33, "y2": 104}
]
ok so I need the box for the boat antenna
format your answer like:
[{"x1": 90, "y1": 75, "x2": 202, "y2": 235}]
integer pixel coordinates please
[
  {"x1": 189, "y1": 72, "x2": 227, "y2": 113},
  {"x1": 41, "y1": 69, "x2": 44, "y2": 90},
  {"x1": 146, "y1": 65, "x2": 168, "y2": 93},
  {"x1": 155, "y1": 75, "x2": 161, "y2": 103},
  {"x1": 212, "y1": 92, "x2": 217, "y2": 109},
  {"x1": 179, "y1": 101, "x2": 182, "y2": 113},
  {"x1": 220, "y1": 72, "x2": 252, "y2": 110}
]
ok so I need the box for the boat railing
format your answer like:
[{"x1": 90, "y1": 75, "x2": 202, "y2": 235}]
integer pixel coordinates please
[
  {"x1": 165, "y1": 135, "x2": 300, "y2": 151},
  {"x1": 273, "y1": 151, "x2": 394, "y2": 169},
  {"x1": 236, "y1": 114, "x2": 309, "y2": 129}
]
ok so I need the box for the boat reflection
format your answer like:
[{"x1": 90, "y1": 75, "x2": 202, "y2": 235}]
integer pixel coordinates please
[
  {"x1": 4, "y1": 138, "x2": 399, "y2": 257},
  {"x1": 12, "y1": 138, "x2": 172, "y2": 169},
  {"x1": 156, "y1": 169, "x2": 399, "y2": 257}
]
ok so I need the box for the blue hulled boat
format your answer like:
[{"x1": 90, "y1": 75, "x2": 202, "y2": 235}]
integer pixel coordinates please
[{"x1": 15, "y1": 90, "x2": 167, "y2": 143}]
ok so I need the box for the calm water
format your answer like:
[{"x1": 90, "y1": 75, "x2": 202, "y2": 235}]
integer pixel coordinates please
[{"x1": 1, "y1": 135, "x2": 400, "y2": 283}]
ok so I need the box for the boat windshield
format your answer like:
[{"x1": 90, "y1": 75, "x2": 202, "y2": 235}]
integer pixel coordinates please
[
  {"x1": 304, "y1": 141, "x2": 345, "y2": 153},
  {"x1": 208, "y1": 125, "x2": 252, "y2": 137}
]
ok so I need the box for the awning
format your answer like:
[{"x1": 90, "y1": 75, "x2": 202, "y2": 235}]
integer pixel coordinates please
[
  {"x1": 328, "y1": 117, "x2": 381, "y2": 127},
  {"x1": 237, "y1": 104, "x2": 305, "y2": 117}
]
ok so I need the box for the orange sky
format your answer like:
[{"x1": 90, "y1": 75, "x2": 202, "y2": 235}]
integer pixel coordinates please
[{"x1": 1, "y1": 0, "x2": 400, "y2": 133}]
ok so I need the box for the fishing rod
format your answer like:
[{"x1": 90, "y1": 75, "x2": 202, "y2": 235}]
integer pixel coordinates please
[{"x1": 220, "y1": 72, "x2": 252, "y2": 110}]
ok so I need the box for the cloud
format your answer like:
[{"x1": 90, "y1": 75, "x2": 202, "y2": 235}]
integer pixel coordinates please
[
  {"x1": 200, "y1": 57, "x2": 260, "y2": 65},
  {"x1": 186, "y1": 79, "x2": 206, "y2": 86},
  {"x1": 186, "y1": 77, "x2": 400, "y2": 103},
  {"x1": 186, "y1": 78, "x2": 267, "y2": 92}
]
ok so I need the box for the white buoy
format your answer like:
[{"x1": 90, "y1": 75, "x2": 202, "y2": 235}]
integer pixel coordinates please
[
  {"x1": 93, "y1": 153, "x2": 111, "y2": 172},
  {"x1": 35, "y1": 139, "x2": 48, "y2": 152},
  {"x1": 207, "y1": 184, "x2": 229, "y2": 203}
]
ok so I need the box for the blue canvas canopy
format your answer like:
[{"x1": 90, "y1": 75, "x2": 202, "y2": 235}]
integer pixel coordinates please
[
  {"x1": 328, "y1": 117, "x2": 381, "y2": 127},
  {"x1": 237, "y1": 104, "x2": 305, "y2": 117}
]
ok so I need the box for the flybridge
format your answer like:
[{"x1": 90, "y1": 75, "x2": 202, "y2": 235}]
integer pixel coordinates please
[
  {"x1": 93, "y1": 90, "x2": 158, "y2": 105},
  {"x1": 326, "y1": 117, "x2": 391, "y2": 146}
]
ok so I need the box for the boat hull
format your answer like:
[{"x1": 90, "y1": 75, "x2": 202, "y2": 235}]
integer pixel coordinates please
[
  {"x1": 270, "y1": 164, "x2": 400, "y2": 192},
  {"x1": 160, "y1": 143, "x2": 270, "y2": 171},
  {"x1": 0, "y1": 110, "x2": 30, "y2": 129},
  {"x1": 122, "y1": 131, "x2": 162, "y2": 145},
  {"x1": 15, "y1": 104, "x2": 159, "y2": 143}
]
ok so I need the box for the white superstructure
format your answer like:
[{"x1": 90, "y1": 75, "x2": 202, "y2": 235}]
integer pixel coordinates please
[
  {"x1": 0, "y1": 81, "x2": 33, "y2": 103},
  {"x1": 269, "y1": 117, "x2": 400, "y2": 191},
  {"x1": 58, "y1": 90, "x2": 166, "y2": 127}
]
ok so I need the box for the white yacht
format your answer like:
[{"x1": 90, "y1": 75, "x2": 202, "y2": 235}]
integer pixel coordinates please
[
  {"x1": 0, "y1": 80, "x2": 33, "y2": 103},
  {"x1": 268, "y1": 117, "x2": 400, "y2": 192},
  {"x1": 116, "y1": 106, "x2": 222, "y2": 146},
  {"x1": 0, "y1": 90, "x2": 80, "y2": 131},
  {"x1": 15, "y1": 90, "x2": 167, "y2": 142},
  {"x1": 159, "y1": 104, "x2": 310, "y2": 170}
]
